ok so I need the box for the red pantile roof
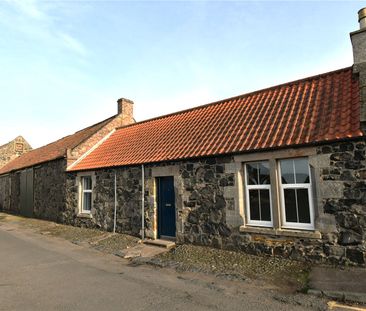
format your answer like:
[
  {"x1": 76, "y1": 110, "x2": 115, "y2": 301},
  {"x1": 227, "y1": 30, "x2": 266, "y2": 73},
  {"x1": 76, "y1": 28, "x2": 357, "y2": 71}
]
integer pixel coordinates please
[
  {"x1": 69, "y1": 67, "x2": 364, "y2": 172},
  {"x1": 0, "y1": 116, "x2": 115, "y2": 175}
]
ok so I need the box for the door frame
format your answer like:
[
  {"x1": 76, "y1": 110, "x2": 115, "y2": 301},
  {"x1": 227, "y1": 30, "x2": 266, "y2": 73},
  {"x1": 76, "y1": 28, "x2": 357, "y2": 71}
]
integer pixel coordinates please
[
  {"x1": 156, "y1": 176, "x2": 176, "y2": 239},
  {"x1": 147, "y1": 165, "x2": 183, "y2": 240}
]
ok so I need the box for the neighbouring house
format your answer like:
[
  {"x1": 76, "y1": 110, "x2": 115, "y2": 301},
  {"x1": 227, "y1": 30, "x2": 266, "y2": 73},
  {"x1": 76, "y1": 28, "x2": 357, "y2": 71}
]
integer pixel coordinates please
[
  {"x1": 0, "y1": 98, "x2": 134, "y2": 219},
  {"x1": 1, "y1": 9, "x2": 365, "y2": 266},
  {"x1": 0, "y1": 136, "x2": 32, "y2": 169}
]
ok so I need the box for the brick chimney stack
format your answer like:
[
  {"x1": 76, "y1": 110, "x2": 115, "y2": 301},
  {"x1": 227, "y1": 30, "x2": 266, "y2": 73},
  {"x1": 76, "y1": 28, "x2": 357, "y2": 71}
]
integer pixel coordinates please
[
  {"x1": 351, "y1": 8, "x2": 366, "y2": 132},
  {"x1": 117, "y1": 98, "x2": 134, "y2": 125}
]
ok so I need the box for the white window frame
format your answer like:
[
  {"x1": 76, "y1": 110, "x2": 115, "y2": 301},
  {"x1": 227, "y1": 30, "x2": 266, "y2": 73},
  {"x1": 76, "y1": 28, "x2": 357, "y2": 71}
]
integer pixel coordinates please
[
  {"x1": 81, "y1": 176, "x2": 92, "y2": 214},
  {"x1": 278, "y1": 158, "x2": 314, "y2": 230},
  {"x1": 244, "y1": 162, "x2": 273, "y2": 228}
]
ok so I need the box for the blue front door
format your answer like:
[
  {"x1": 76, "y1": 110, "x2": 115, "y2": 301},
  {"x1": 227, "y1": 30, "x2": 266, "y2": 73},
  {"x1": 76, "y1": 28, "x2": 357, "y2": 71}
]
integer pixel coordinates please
[{"x1": 157, "y1": 176, "x2": 176, "y2": 238}]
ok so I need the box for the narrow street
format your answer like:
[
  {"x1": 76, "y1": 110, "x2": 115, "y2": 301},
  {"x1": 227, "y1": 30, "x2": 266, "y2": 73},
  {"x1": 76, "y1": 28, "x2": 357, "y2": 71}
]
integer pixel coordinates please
[{"x1": 0, "y1": 223, "x2": 327, "y2": 311}]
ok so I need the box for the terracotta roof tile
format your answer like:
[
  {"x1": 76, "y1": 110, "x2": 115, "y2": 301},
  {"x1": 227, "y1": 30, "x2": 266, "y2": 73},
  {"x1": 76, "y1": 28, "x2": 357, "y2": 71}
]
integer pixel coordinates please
[
  {"x1": 0, "y1": 116, "x2": 115, "y2": 174},
  {"x1": 69, "y1": 67, "x2": 364, "y2": 171}
]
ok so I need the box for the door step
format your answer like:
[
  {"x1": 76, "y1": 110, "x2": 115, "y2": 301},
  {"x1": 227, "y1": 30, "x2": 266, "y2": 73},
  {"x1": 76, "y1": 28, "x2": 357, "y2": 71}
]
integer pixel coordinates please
[
  {"x1": 116, "y1": 244, "x2": 169, "y2": 259},
  {"x1": 143, "y1": 239, "x2": 175, "y2": 249}
]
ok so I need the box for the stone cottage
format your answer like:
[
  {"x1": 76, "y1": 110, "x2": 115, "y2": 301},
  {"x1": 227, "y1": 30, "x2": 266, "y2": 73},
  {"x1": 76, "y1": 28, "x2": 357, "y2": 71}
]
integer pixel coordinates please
[
  {"x1": 0, "y1": 98, "x2": 134, "y2": 219},
  {"x1": 66, "y1": 65, "x2": 365, "y2": 265},
  {"x1": 65, "y1": 9, "x2": 366, "y2": 266},
  {"x1": 0, "y1": 136, "x2": 31, "y2": 169},
  {"x1": 0, "y1": 9, "x2": 366, "y2": 266}
]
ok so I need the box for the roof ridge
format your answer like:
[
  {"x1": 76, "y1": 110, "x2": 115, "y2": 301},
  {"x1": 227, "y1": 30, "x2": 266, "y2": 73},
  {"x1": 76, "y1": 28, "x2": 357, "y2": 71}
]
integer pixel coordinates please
[
  {"x1": 115, "y1": 66, "x2": 353, "y2": 132},
  {"x1": 0, "y1": 114, "x2": 117, "y2": 175},
  {"x1": 24, "y1": 115, "x2": 116, "y2": 153},
  {"x1": 73, "y1": 115, "x2": 116, "y2": 134},
  {"x1": 69, "y1": 115, "x2": 116, "y2": 149}
]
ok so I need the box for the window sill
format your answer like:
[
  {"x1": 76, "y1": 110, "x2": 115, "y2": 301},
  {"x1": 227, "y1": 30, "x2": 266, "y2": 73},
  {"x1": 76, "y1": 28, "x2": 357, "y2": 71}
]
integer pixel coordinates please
[
  {"x1": 77, "y1": 213, "x2": 92, "y2": 219},
  {"x1": 239, "y1": 226, "x2": 322, "y2": 239}
]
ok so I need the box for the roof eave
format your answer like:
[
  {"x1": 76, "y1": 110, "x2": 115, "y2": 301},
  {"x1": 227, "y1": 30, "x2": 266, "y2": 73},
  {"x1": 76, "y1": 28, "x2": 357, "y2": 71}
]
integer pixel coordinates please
[
  {"x1": 0, "y1": 155, "x2": 67, "y2": 176},
  {"x1": 68, "y1": 135, "x2": 365, "y2": 173}
]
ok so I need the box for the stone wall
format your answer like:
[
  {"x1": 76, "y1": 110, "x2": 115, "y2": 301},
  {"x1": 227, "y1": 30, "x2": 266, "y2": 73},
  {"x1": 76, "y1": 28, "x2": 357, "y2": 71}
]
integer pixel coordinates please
[
  {"x1": 170, "y1": 157, "x2": 234, "y2": 247},
  {"x1": 1, "y1": 137, "x2": 360, "y2": 266},
  {"x1": 64, "y1": 166, "x2": 142, "y2": 235},
  {"x1": 33, "y1": 159, "x2": 67, "y2": 222},
  {"x1": 172, "y1": 140, "x2": 365, "y2": 266},
  {"x1": 61, "y1": 140, "x2": 365, "y2": 266},
  {"x1": 317, "y1": 139, "x2": 366, "y2": 265},
  {"x1": 0, "y1": 159, "x2": 67, "y2": 218}
]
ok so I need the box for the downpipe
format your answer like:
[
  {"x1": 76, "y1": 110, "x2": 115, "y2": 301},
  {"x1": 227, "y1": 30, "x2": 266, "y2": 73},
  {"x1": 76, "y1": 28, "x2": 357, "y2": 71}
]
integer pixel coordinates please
[
  {"x1": 141, "y1": 164, "x2": 145, "y2": 240},
  {"x1": 113, "y1": 170, "x2": 117, "y2": 233}
]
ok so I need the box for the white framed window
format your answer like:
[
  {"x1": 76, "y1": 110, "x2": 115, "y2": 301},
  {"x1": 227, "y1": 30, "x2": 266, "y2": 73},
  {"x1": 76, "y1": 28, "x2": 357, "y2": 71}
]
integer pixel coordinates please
[
  {"x1": 244, "y1": 161, "x2": 273, "y2": 227},
  {"x1": 81, "y1": 176, "x2": 92, "y2": 213},
  {"x1": 279, "y1": 158, "x2": 314, "y2": 230}
]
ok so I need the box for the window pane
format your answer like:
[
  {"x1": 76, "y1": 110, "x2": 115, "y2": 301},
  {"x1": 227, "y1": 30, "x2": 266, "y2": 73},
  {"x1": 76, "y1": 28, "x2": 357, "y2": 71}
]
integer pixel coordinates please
[
  {"x1": 83, "y1": 177, "x2": 92, "y2": 190},
  {"x1": 284, "y1": 189, "x2": 297, "y2": 222},
  {"x1": 83, "y1": 192, "x2": 92, "y2": 211},
  {"x1": 246, "y1": 163, "x2": 259, "y2": 185},
  {"x1": 294, "y1": 158, "x2": 310, "y2": 183},
  {"x1": 297, "y1": 189, "x2": 311, "y2": 223},
  {"x1": 258, "y1": 162, "x2": 270, "y2": 185},
  {"x1": 280, "y1": 159, "x2": 295, "y2": 184},
  {"x1": 260, "y1": 189, "x2": 271, "y2": 221},
  {"x1": 249, "y1": 189, "x2": 260, "y2": 220},
  {"x1": 246, "y1": 162, "x2": 270, "y2": 185}
]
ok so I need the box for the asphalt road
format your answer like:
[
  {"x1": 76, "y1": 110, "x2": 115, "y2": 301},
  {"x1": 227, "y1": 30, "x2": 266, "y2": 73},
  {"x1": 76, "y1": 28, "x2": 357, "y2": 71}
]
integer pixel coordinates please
[{"x1": 0, "y1": 224, "x2": 327, "y2": 311}]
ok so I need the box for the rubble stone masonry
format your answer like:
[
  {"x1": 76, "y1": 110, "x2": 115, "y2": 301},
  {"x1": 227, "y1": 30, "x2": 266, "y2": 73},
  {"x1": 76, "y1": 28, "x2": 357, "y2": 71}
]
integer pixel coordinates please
[
  {"x1": 1, "y1": 138, "x2": 365, "y2": 266},
  {"x1": 33, "y1": 159, "x2": 67, "y2": 222},
  {"x1": 64, "y1": 166, "x2": 142, "y2": 235},
  {"x1": 0, "y1": 136, "x2": 31, "y2": 169},
  {"x1": 62, "y1": 138, "x2": 365, "y2": 266},
  {"x1": 316, "y1": 139, "x2": 366, "y2": 265}
]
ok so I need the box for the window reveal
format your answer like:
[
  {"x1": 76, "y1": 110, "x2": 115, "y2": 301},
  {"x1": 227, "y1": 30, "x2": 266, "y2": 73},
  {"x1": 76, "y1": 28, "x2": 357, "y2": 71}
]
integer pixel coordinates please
[
  {"x1": 279, "y1": 158, "x2": 314, "y2": 230},
  {"x1": 81, "y1": 176, "x2": 92, "y2": 213},
  {"x1": 244, "y1": 161, "x2": 273, "y2": 227}
]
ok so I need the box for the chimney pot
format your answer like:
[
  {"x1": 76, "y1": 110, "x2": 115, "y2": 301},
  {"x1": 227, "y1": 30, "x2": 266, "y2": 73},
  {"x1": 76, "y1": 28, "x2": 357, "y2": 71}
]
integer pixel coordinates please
[{"x1": 359, "y1": 8, "x2": 366, "y2": 29}]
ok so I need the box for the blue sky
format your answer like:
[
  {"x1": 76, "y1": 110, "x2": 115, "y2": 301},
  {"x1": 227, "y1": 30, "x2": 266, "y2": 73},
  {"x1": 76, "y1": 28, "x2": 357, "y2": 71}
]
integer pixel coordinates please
[{"x1": 0, "y1": 0, "x2": 364, "y2": 148}]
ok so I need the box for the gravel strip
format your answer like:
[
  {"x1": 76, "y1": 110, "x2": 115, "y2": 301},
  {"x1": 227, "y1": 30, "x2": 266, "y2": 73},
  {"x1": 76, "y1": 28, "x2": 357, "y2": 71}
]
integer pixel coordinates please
[
  {"x1": 91, "y1": 234, "x2": 140, "y2": 254},
  {"x1": 156, "y1": 244, "x2": 310, "y2": 291}
]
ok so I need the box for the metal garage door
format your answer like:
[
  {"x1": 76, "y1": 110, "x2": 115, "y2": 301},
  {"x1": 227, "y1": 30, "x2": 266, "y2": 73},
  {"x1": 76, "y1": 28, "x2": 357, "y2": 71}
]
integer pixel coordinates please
[{"x1": 20, "y1": 168, "x2": 34, "y2": 217}]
